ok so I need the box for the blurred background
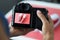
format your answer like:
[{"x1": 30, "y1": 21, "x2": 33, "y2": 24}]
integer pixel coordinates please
[{"x1": 0, "y1": 0, "x2": 60, "y2": 14}]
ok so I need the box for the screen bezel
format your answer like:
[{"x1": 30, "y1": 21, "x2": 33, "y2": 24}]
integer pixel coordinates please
[{"x1": 12, "y1": 11, "x2": 32, "y2": 28}]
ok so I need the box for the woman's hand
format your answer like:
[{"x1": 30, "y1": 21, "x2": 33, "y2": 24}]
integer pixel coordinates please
[{"x1": 37, "y1": 10, "x2": 54, "y2": 40}]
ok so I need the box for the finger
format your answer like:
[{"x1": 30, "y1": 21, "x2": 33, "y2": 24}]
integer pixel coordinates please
[
  {"x1": 48, "y1": 16, "x2": 54, "y2": 27},
  {"x1": 37, "y1": 10, "x2": 48, "y2": 23},
  {"x1": 48, "y1": 16, "x2": 53, "y2": 23}
]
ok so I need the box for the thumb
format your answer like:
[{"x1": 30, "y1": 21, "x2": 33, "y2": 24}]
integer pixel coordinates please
[{"x1": 37, "y1": 10, "x2": 48, "y2": 23}]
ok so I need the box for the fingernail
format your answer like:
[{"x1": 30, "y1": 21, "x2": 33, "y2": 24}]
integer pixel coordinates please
[{"x1": 37, "y1": 10, "x2": 41, "y2": 14}]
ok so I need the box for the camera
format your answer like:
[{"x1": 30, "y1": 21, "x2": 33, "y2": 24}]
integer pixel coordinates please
[{"x1": 12, "y1": 3, "x2": 48, "y2": 30}]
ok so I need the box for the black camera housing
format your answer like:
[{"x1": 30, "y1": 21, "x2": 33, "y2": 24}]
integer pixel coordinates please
[{"x1": 12, "y1": 3, "x2": 48, "y2": 30}]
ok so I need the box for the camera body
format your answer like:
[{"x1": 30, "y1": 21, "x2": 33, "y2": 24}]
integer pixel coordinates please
[{"x1": 12, "y1": 3, "x2": 48, "y2": 30}]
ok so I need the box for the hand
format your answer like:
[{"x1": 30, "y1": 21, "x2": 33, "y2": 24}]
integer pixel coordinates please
[{"x1": 37, "y1": 10, "x2": 54, "y2": 40}]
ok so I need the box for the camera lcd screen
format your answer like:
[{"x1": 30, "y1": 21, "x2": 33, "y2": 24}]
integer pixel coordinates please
[{"x1": 15, "y1": 13, "x2": 30, "y2": 24}]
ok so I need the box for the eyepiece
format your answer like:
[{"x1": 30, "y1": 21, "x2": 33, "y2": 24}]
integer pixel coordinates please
[{"x1": 19, "y1": 3, "x2": 31, "y2": 11}]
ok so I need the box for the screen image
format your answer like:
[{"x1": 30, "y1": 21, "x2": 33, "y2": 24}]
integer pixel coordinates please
[{"x1": 15, "y1": 13, "x2": 30, "y2": 24}]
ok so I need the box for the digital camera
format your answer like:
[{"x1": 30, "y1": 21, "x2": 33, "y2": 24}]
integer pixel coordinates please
[{"x1": 12, "y1": 3, "x2": 48, "y2": 30}]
